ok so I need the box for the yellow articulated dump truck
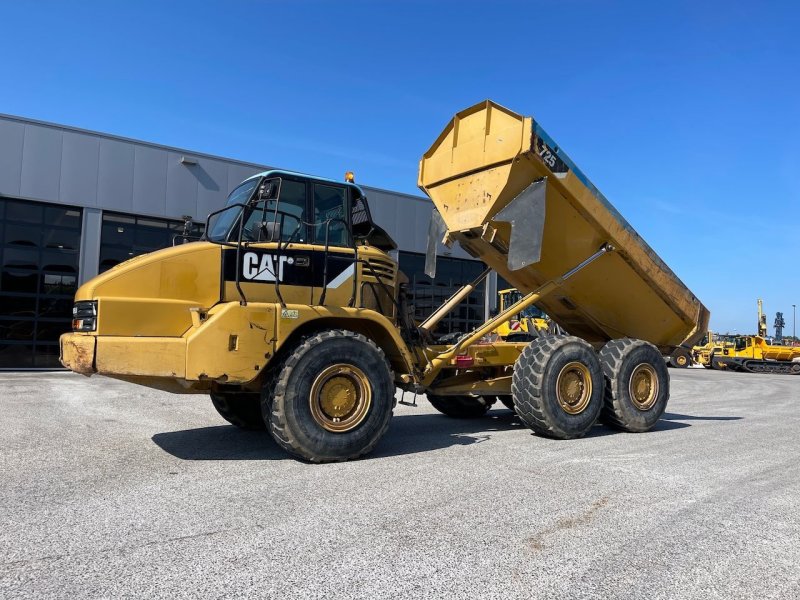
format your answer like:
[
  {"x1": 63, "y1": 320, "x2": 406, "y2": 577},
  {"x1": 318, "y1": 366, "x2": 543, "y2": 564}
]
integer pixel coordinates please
[{"x1": 61, "y1": 100, "x2": 709, "y2": 462}]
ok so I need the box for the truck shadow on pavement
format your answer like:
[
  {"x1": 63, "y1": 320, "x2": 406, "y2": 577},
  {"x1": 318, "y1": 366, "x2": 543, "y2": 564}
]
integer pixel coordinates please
[
  {"x1": 152, "y1": 410, "x2": 525, "y2": 461},
  {"x1": 151, "y1": 408, "x2": 737, "y2": 461},
  {"x1": 662, "y1": 412, "x2": 742, "y2": 422}
]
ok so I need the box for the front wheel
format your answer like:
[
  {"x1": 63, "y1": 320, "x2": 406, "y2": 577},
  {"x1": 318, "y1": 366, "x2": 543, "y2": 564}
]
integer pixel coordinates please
[{"x1": 265, "y1": 330, "x2": 395, "y2": 462}]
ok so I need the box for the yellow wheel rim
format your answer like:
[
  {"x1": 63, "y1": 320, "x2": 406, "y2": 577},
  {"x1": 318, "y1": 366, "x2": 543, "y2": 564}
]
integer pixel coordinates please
[
  {"x1": 676, "y1": 355, "x2": 687, "y2": 367},
  {"x1": 309, "y1": 364, "x2": 372, "y2": 433},
  {"x1": 629, "y1": 363, "x2": 658, "y2": 410},
  {"x1": 556, "y1": 361, "x2": 592, "y2": 415}
]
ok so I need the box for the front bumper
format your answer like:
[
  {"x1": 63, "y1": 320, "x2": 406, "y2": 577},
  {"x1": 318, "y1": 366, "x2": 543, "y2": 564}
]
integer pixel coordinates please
[
  {"x1": 59, "y1": 333, "x2": 97, "y2": 375},
  {"x1": 59, "y1": 333, "x2": 187, "y2": 378}
]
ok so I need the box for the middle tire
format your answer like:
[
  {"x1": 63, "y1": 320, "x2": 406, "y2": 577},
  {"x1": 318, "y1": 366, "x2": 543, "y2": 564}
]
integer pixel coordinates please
[
  {"x1": 512, "y1": 335, "x2": 604, "y2": 439},
  {"x1": 427, "y1": 394, "x2": 494, "y2": 418},
  {"x1": 482, "y1": 394, "x2": 516, "y2": 412},
  {"x1": 210, "y1": 391, "x2": 266, "y2": 430}
]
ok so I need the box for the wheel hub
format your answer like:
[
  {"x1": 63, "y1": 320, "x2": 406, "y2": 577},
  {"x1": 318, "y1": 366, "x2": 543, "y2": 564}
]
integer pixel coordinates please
[
  {"x1": 629, "y1": 363, "x2": 658, "y2": 410},
  {"x1": 319, "y1": 376, "x2": 357, "y2": 418},
  {"x1": 556, "y1": 362, "x2": 592, "y2": 415},
  {"x1": 310, "y1": 364, "x2": 372, "y2": 433}
]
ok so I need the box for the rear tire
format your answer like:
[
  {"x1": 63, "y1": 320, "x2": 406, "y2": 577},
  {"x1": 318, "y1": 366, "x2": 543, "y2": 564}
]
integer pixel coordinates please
[
  {"x1": 512, "y1": 335, "x2": 604, "y2": 439},
  {"x1": 598, "y1": 338, "x2": 669, "y2": 432},
  {"x1": 210, "y1": 391, "x2": 266, "y2": 430},
  {"x1": 265, "y1": 330, "x2": 395, "y2": 462},
  {"x1": 427, "y1": 394, "x2": 494, "y2": 418}
]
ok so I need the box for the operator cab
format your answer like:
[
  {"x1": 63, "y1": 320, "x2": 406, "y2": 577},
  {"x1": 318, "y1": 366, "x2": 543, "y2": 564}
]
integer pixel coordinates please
[{"x1": 205, "y1": 170, "x2": 397, "y2": 252}]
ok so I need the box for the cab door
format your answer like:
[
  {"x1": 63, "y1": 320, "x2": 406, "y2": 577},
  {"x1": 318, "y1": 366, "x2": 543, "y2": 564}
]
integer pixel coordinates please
[{"x1": 310, "y1": 182, "x2": 356, "y2": 306}]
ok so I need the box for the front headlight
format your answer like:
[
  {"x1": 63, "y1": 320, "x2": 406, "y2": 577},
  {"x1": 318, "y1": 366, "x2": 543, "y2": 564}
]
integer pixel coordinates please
[{"x1": 72, "y1": 301, "x2": 97, "y2": 332}]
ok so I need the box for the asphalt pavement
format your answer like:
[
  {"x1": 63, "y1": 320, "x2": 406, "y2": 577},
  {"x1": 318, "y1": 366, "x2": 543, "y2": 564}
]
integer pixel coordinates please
[{"x1": 1, "y1": 368, "x2": 798, "y2": 599}]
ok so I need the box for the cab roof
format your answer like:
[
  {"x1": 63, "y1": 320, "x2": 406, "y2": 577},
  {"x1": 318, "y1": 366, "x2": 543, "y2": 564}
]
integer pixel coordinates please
[{"x1": 244, "y1": 169, "x2": 365, "y2": 195}]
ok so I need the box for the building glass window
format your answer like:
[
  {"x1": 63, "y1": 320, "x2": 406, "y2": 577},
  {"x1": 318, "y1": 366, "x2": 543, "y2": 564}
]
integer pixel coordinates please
[
  {"x1": 0, "y1": 198, "x2": 83, "y2": 369},
  {"x1": 398, "y1": 251, "x2": 485, "y2": 336},
  {"x1": 99, "y1": 212, "x2": 204, "y2": 273}
]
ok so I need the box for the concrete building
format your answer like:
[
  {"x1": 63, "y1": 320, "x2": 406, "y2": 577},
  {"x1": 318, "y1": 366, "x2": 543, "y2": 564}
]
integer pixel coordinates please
[{"x1": 0, "y1": 113, "x2": 494, "y2": 369}]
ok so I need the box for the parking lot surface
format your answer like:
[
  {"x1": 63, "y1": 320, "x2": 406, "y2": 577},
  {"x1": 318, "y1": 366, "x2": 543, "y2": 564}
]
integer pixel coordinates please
[{"x1": 1, "y1": 368, "x2": 799, "y2": 599}]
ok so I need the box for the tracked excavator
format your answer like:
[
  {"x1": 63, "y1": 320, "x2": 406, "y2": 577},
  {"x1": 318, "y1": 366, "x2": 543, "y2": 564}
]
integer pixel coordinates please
[
  {"x1": 711, "y1": 335, "x2": 800, "y2": 374},
  {"x1": 707, "y1": 301, "x2": 800, "y2": 374},
  {"x1": 61, "y1": 100, "x2": 709, "y2": 461}
]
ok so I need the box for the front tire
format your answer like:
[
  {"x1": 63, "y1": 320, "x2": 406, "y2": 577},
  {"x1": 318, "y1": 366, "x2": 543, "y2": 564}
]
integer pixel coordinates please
[
  {"x1": 512, "y1": 335, "x2": 604, "y2": 439},
  {"x1": 598, "y1": 338, "x2": 669, "y2": 432},
  {"x1": 265, "y1": 330, "x2": 395, "y2": 462}
]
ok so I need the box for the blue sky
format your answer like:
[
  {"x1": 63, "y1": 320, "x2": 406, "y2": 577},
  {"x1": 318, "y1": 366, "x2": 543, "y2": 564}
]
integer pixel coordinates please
[{"x1": 1, "y1": 1, "x2": 798, "y2": 336}]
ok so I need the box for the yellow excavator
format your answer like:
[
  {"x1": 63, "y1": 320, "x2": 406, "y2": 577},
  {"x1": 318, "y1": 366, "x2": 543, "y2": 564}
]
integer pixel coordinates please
[
  {"x1": 60, "y1": 100, "x2": 709, "y2": 461},
  {"x1": 493, "y1": 287, "x2": 551, "y2": 340},
  {"x1": 691, "y1": 331, "x2": 734, "y2": 368}
]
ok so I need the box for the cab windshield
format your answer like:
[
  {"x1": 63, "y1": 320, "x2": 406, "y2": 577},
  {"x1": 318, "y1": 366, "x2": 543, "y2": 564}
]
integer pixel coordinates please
[{"x1": 206, "y1": 178, "x2": 260, "y2": 242}]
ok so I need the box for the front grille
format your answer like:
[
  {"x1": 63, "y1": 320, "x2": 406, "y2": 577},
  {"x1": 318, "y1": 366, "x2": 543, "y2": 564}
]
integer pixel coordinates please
[{"x1": 364, "y1": 258, "x2": 396, "y2": 281}]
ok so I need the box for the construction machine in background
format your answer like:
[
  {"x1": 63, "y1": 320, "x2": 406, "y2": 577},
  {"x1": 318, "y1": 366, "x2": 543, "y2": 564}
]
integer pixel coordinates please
[
  {"x1": 60, "y1": 100, "x2": 710, "y2": 462},
  {"x1": 704, "y1": 300, "x2": 800, "y2": 374},
  {"x1": 493, "y1": 287, "x2": 551, "y2": 340},
  {"x1": 757, "y1": 299, "x2": 768, "y2": 338},
  {"x1": 692, "y1": 331, "x2": 734, "y2": 368},
  {"x1": 711, "y1": 335, "x2": 800, "y2": 374},
  {"x1": 774, "y1": 312, "x2": 785, "y2": 344}
]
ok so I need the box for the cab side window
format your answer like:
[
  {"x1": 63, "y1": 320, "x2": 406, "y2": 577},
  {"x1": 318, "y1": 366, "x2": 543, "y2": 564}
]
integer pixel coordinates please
[{"x1": 313, "y1": 184, "x2": 349, "y2": 246}]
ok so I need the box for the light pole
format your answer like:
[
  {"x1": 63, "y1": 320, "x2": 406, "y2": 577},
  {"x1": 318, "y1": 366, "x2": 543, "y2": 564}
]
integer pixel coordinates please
[{"x1": 793, "y1": 304, "x2": 796, "y2": 344}]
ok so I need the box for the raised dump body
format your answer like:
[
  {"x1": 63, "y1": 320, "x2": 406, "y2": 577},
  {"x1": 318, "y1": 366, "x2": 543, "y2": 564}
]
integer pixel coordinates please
[{"x1": 418, "y1": 100, "x2": 709, "y2": 352}]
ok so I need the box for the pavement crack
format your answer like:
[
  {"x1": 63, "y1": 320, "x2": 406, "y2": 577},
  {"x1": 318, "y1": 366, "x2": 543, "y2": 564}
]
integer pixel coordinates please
[
  {"x1": 526, "y1": 496, "x2": 610, "y2": 551},
  {"x1": 1, "y1": 524, "x2": 264, "y2": 569}
]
